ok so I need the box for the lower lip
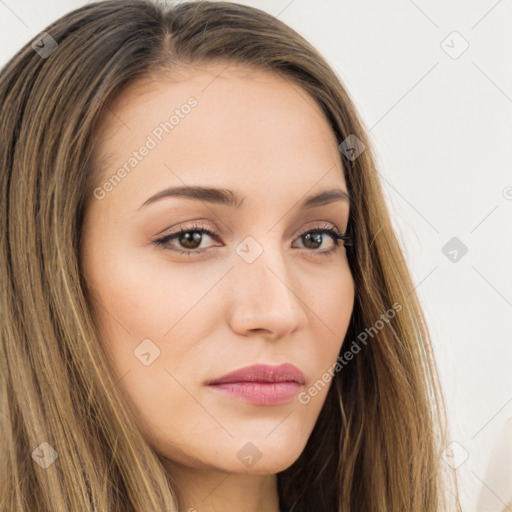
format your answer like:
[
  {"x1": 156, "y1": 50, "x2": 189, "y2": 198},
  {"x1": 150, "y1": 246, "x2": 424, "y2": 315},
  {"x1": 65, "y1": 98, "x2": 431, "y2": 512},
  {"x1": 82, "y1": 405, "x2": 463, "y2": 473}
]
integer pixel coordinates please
[{"x1": 208, "y1": 381, "x2": 302, "y2": 405}]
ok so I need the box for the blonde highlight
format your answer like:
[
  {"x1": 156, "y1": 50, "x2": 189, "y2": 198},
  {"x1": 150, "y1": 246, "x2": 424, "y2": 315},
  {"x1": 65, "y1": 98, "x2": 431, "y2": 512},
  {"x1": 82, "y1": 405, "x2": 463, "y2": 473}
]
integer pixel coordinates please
[{"x1": 0, "y1": 1, "x2": 462, "y2": 510}]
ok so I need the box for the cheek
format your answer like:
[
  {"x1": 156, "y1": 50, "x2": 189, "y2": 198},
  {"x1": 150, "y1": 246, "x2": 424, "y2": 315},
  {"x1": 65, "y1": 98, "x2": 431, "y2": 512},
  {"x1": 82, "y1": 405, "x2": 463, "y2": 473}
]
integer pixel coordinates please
[
  {"x1": 319, "y1": 269, "x2": 354, "y2": 330},
  {"x1": 88, "y1": 242, "x2": 354, "y2": 396},
  {"x1": 305, "y1": 262, "x2": 354, "y2": 344},
  {"x1": 82, "y1": 229, "x2": 355, "y2": 470},
  {"x1": 302, "y1": 270, "x2": 354, "y2": 401},
  {"x1": 84, "y1": 234, "x2": 224, "y2": 342},
  {"x1": 82, "y1": 240, "x2": 231, "y2": 411},
  {"x1": 82, "y1": 248, "x2": 226, "y2": 450}
]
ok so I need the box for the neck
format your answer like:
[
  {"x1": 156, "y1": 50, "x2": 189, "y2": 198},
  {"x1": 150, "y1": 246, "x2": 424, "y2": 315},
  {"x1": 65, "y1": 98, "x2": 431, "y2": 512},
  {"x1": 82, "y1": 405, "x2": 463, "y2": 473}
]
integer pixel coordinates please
[{"x1": 163, "y1": 460, "x2": 282, "y2": 512}]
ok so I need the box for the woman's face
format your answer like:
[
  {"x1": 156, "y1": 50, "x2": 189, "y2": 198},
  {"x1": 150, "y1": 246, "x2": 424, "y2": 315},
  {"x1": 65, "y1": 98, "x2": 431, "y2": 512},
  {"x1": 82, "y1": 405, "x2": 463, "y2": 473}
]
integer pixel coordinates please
[{"x1": 80, "y1": 62, "x2": 354, "y2": 478}]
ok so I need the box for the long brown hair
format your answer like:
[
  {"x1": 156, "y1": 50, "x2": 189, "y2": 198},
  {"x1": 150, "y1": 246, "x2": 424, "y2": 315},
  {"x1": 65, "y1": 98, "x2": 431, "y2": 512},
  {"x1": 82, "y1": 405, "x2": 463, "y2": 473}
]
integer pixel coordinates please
[{"x1": 0, "y1": 1, "x2": 462, "y2": 510}]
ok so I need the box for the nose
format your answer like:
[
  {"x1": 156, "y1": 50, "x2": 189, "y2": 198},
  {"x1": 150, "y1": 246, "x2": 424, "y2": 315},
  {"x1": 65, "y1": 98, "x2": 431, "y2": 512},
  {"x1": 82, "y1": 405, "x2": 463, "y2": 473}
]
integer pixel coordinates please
[{"x1": 227, "y1": 244, "x2": 308, "y2": 340}]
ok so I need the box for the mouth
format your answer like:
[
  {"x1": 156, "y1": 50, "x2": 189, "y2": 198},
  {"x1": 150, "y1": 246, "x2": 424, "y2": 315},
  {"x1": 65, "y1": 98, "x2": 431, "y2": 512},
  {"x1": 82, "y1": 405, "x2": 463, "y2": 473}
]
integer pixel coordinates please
[
  {"x1": 206, "y1": 363, "x2": 305, "y2": 405},
  {"x1": 207, "y1": 381, "x2": 302, "y2": 405}
]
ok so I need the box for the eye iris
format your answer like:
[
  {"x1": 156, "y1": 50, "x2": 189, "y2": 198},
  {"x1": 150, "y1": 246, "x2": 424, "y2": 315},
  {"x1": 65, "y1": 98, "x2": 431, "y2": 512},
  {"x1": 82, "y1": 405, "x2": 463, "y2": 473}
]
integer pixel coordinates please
[
  {"x1": 303, "y1": 232, "x2": 323, "y2": 249},
  {"x1": 180, "y1": 231, "x2": 203, "y2": 249}
]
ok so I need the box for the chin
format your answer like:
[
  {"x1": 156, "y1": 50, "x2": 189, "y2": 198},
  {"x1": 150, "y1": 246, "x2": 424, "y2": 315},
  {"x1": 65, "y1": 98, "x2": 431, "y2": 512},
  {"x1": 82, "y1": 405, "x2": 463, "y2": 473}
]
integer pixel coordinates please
[
  {"x1": 227, "y1": 440, "x2": 306, "y2": 475},
  {"x1": 226, "y1": 456, "x2": 298, "y2": 476}
]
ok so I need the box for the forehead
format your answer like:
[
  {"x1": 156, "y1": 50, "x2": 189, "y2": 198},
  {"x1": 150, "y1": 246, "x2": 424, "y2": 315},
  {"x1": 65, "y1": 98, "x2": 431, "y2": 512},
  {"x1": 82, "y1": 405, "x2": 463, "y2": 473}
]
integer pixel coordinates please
[{"x1": 92, "y1": 62, "x2": 348, "y2": 211}]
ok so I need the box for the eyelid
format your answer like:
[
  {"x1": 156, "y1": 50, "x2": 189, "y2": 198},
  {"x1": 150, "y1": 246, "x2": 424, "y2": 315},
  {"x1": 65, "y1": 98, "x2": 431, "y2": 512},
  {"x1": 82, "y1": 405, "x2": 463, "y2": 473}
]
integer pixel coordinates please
[
  {"x1": 152, "y1": 219, "x2": 352, "y2": 260},
  {"x1": 153, "y1": 219, "x2": 345, "y2": 242},
  {"x1": 293, "y1": 220, "x2": 340, "y2": 237}
]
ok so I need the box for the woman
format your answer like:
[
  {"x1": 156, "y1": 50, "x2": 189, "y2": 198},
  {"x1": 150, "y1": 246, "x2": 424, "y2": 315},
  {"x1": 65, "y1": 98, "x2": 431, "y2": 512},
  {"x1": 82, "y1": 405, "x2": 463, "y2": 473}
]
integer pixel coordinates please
[{"x1": 0, "y1": 1, "x2": 463, "y2": 510}]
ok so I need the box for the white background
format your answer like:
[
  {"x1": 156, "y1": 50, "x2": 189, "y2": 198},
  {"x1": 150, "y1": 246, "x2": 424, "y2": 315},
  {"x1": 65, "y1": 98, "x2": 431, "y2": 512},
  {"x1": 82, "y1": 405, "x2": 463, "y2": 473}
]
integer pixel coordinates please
[{"x1": 1, "y1": 1, "x2": 511, "y2": 511}]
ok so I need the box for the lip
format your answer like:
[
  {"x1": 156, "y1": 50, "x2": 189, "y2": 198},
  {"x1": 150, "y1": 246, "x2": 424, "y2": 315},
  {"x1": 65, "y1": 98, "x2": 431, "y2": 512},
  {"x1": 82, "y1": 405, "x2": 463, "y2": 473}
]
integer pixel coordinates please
[
  {"x1": 206, "y1": 363, "x2": 306, "y2": 386},
  {"x1": 206, "y1": 363, "x2": 306, "y2": 406}
]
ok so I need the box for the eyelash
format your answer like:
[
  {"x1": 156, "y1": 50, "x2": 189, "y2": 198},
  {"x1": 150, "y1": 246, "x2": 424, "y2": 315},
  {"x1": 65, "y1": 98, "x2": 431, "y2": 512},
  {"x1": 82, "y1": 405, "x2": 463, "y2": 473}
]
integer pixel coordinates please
[{"x1": 153, "y1": 222, "x2": 352, "y2": 258}]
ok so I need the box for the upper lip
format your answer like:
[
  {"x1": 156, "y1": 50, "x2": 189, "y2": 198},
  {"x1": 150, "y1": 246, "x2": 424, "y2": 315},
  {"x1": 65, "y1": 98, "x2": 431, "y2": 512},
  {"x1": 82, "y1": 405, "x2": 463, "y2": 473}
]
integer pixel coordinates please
[{"x1": 206, "y1": 363, "x2": 306, "y2": 385}]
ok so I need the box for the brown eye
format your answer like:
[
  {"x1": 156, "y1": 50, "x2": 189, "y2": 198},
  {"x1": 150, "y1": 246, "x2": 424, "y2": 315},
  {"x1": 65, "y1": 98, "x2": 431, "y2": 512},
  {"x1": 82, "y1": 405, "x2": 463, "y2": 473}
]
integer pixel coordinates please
[
  {"x1": 176, "y1": 231, "x2": 205, "y2": 250},
  {"x1": 301, "y1": 231, "x2": 324, "y2": 250},
  {"x1": 153, "y1": 223, "x2": 348, "y2": 258},
  {"x1": 293, "y1": 227, "x2": 346, "y2": 255},
  {"x1": 154, "y1": 222, "x2": 219, "y2": 255}
]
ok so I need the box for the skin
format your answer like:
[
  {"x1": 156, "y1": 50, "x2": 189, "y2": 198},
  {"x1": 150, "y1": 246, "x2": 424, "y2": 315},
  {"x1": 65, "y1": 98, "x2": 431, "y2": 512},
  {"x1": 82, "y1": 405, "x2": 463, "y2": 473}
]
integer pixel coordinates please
[{"x1": 80, "y1": 61, "x2": 355, "y2": 512}]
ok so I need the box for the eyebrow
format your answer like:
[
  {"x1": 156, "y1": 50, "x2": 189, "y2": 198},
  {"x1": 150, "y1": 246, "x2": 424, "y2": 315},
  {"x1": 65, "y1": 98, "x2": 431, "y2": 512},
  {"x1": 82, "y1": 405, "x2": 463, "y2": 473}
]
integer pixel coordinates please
[{"x1": 138, "y1": 185, "x2": 351, "y2": 211}]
